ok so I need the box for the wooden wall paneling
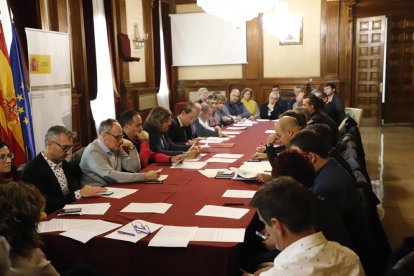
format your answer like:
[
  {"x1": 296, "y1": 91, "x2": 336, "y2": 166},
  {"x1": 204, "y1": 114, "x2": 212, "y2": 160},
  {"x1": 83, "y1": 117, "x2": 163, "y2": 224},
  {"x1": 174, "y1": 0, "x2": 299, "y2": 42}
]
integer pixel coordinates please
[
  {"x1": 354, "y1": 0, "x2": 414, "y2": 17},
  {"x1": 244, "y1": 17, "x2": 262, "y2": 80},
  {"x1": 113, "y1": 0, "x2": 130, "y2": 87},
  {"x1": 384, "y1": 16, "x2": 414, "y2": 123},
  {"x1": 38, "y1": 0, "x2": 50, "y2": 30},
  {"x1": 47, "y1": 0, "x2": 68, "y2": 32},
  {"x1": 68, "y1": 0, "x2": 92, "y2": 146},
  {"x1": 143, "y1": 0, "x2": 156, "y2": 88},
  {"x1": 320, "y1": 0, "x2": 340, "y2": 79}
]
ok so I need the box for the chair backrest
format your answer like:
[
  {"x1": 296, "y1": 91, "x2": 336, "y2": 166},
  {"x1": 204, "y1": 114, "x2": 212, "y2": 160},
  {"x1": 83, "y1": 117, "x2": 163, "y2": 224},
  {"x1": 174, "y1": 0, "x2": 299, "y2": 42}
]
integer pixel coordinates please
[
  {"x1": 117, "y1": 33, "x2": 140, "y2": 62},
  {"x1": 345, "y1": 107, "x2": 363, "y2": 126}
]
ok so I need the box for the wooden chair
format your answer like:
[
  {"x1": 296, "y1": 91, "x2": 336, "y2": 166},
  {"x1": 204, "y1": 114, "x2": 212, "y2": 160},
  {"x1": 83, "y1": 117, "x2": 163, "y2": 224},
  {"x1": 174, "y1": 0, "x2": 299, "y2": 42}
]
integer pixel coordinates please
[{"x1": 345, "y1": 107, "x2": 363, "y2": 126}]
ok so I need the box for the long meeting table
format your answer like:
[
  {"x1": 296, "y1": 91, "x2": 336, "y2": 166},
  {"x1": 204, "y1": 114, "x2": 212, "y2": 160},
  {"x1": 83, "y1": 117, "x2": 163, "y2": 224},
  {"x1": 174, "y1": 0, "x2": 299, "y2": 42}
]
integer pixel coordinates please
[{"x1": 40, "y1": 120, "x2": 275, "y2": 276}]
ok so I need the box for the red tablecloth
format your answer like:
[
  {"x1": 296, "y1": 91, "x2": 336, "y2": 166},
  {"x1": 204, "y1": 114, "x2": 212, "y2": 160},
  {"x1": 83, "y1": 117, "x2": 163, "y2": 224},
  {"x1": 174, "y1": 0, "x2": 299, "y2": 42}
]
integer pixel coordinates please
[{"x1": 41, "y1": 121, "x2": 275, "y2": 276}]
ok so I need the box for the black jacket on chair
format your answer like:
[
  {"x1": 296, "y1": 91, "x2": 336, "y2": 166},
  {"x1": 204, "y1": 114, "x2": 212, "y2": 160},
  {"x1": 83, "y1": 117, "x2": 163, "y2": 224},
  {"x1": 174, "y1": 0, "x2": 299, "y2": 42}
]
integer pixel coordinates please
[{"x1": 22, "y1": 154, "x2": 82, "y2": 214}]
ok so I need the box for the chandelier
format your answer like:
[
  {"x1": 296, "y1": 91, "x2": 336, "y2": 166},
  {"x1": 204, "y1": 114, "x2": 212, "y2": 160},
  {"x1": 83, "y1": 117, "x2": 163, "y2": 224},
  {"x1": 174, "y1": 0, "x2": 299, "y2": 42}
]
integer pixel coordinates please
[{"x1": 197, "y1": 0, "x2": 278, "y2": 27}]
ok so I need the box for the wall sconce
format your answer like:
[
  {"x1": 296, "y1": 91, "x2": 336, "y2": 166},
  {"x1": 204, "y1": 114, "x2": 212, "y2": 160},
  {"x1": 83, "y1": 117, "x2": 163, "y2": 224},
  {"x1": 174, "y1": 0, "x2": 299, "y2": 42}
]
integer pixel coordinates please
[{"x1": 133, "y1": 23, "x2": 148, "y2": 51}]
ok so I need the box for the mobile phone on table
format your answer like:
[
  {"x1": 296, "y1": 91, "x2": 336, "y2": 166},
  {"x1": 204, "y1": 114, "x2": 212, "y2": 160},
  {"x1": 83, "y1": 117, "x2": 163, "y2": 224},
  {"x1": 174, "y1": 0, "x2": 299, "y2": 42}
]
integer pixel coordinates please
[
  {"x1": 58, "y1": 208, "x2": 82, "y2": 215},
  {"x1": 99, "y1": 191, "x2": 114, "y2": 196}
]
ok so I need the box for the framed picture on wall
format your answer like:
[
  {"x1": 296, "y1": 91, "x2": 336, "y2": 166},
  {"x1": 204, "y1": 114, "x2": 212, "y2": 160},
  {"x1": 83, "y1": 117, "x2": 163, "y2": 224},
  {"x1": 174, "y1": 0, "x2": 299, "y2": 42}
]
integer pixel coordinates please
[{"x1": 279, "y1": 16, "x2": 303, "y2": 45}]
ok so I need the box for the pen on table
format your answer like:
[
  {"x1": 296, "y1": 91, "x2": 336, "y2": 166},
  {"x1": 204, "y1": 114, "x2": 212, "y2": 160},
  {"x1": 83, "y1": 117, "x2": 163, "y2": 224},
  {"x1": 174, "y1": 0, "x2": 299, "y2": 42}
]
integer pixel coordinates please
[
  {"x1": 117, "y1": 230, "x2": 136, "y2": 236},
  {"x1": 223, "y1": 202, "x2": 245, "y2": 206}
]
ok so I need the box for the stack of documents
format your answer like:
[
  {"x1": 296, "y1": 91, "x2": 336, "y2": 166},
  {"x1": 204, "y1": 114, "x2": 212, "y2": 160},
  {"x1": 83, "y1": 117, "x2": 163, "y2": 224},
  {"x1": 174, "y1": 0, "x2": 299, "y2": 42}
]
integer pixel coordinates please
[{"x1": 60, "y1": 219, "x2": 121, "y2": 243}]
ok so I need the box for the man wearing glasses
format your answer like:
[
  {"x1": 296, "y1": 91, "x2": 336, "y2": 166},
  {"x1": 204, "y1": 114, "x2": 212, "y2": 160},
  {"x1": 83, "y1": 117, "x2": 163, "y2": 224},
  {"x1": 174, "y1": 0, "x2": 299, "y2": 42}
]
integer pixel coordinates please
[
  {"x1": 80, "y1": 119, "x2": 160, "y2": 186},
  {"x1": 23, "y1": 126, "x2": 106, "y2": 214}
]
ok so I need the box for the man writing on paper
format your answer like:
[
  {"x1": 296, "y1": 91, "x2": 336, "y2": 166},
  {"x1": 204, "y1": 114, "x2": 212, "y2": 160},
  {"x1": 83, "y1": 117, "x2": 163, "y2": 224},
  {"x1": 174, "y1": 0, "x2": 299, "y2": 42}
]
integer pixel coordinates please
[
  {"x1": 23, "y1": 126, "x2": 106, "y2": 214},
  {"x1": 119, "y1": 110, "x2": 183, "y2": 168},
  {"x1": 80, "y1": 119, "x2": 160, "y2": 186},
  {"x1": 245, "y1": 177, "x2": 364, "y2": 276}
]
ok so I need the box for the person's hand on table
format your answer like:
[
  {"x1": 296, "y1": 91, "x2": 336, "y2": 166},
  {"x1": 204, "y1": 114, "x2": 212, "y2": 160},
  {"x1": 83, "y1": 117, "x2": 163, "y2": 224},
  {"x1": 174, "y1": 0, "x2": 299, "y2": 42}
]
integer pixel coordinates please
[
  {"x1": 186, "y1": 148, "x2": 200, "y2": 159},
  {"x1": 219, "y1": 131, "x2": 228, "y2": 138},
  {"x1": 234, "y1": 116, "x2": 242, "y2": 122},
  {"x1": 256, "y1": 145, "x2": 266, "y2": 153},
  {"x1": 171, "y1": 154, "x2": 184, "y2": 164},
  {"x1": 144, "y1": 170, "x2": 161, "y2": 181},
  {"x1": 80, "y1": 185, "x2": 107, "y2": 197},
  {"x1": 248, "y1": 116, "x2": 256, "y2": 121},
  {"x1": 251, "y1": 153, "x2": 267, "y2": 160},
  {"x1": 257, "y1": 173, "x2": 272, "y2": 183}
]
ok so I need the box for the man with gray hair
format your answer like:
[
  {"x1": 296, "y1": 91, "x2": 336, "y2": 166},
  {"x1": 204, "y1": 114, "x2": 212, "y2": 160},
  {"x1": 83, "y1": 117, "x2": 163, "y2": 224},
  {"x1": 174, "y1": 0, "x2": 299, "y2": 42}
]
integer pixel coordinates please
[
  {"x1": 197, "y1": 87, "x2": 209, "y2": 103},
  {"x1": 80, "y1": 119, "x2": 160, "y2": 186},
  {"x1": 23, "y1": 125, "x2": 106, "y2": 214}
]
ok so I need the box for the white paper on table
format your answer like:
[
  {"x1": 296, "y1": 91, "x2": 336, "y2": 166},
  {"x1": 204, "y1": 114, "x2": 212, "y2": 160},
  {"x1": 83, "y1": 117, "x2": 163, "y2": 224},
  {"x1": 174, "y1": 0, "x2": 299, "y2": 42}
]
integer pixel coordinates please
[
  {"x1": 265, "y1": 130, "x2": 276, "y2": 134},
  {"x1": 222, "y1": 189, "x2": 256, "y2": 198},
  {"x1": 227, "y1": 135, "x2": 236, "y2": 138},
  {"x1": 148, "y1": 225, "x2": 198, "y2": 247},
  {"x1": 63, "y1": 203, "x2": 111, "y2": 215},
  {"x1": 226, "y1": 126, "x2": 246, "y2": 130},
  {"x1": 59, "y1": 219, "x2": 121, "y2": 243},
  {"x1": 198, "y1": 139, "x2": 222, "y2": 144},
  {"x1": 221, "y1": 131, "x2": 241, "y2": 135},
  {"x1": 233, "y1": 123, "x2": 253, "y2": 127},
  {"x1": 170, "y1": 161, "x2": 206, "y2": 169},
  {"x1": 256, "y1": 119, "x2": 270, "y2": 122},
  {"x1": 158, "y1": 175, "x2": 168, "y2": 181},
  {"x1": 200, "y1": 144, "x2": 210, "y2": 148},
  {"x1": 206, "y1": 158, "x2": 238, "y2": 163},
  {"x1": 185, "y1": 153, "x2": 206, "y2": 162},
  {"x1": 192, "y1": 228, "x2": 246, "y2": 243},
  {"x1": 196, "y1": 205, "x2": 250, "y2": 219},
  {"x1": 121, "y1": 202, "x2": 172, "y2": 214},
  {"x1": 198, "y1": 169, "x2": 226, "y2": 178},
  {"x1": 239, "y1": 161, "x2": 272, "y2": 173},
  {"x1": 102, "y1": 187, "x2": 138, "y2": 199},
  {"x1": 105, "y1": 219, "x2": 163, "y2": 243},
  {"x1": 213, "y1": 153, "x2": 243, "y2": 159}
]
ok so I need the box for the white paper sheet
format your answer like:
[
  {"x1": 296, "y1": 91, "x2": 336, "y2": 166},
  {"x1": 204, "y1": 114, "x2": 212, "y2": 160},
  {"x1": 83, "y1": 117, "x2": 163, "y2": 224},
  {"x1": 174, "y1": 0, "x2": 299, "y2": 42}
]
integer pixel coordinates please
[
  {"x1": 59, "y1": 220, "x2": 121, "y2": 243},
  {"x1": 148, "y1": 226, "x2": 198, "y2": 247},
  {"x1": 221, "y1": 131, "x2": 241, "y2": 135},
  {"x1": 222, "y1": 189, "x2": 256, "y2": 198},
  {"x1": 101, "y1": 187, "x2": 138, "y2": 199},
  {"x1": 195, "y1": 205, "x2": 250, "y2": 219},
  {"x1": 121, "y1": 203, "x2": 172, "y2": 214},
  {"x1": 239, "y1": 161, "x2": 272, "y2": 173},
  {"x1": 170, "y1": 161, "x2": 207, "y2": 169},
  {"x1": 38, "y1": 219, "x2": 69, "y2": 233},
  {"x1": 226, "y1": 126, "x2": 246, "y2": 130},
  {"x1": 63, "y1": 203, "x2": 111, "y2": 215},
  {"x1": 158, "y1": 175, "x2": 168, "y2": 181},
  {"x1": 233, "y1": 123, "x2": 253, "y2": 127},
  {"x1": 105, "y1": 220, "x2": 163, "y2": 243},
  {"x1": 265, "y1": 130, "x2": 276, "y2": 134},
  {"x1": 213, "y1": 153, "x2": 243, "y2": 159},
  {"x1": 206, "y1": 158, "x2": 238, "y2": 163},
  {"x1": 185, "y1": 153, "x2": 206, "y2": 162},
  {"x1": 192, "y1": 228, "x2": 246, "y2": 242},
  {"x1": 257, "y1": 119, "x2": 270, "y2": 122}
]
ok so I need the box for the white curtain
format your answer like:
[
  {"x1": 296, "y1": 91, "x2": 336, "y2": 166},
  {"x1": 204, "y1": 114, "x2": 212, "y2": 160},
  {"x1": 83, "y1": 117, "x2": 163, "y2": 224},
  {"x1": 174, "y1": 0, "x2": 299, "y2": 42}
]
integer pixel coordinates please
[
  {"x1": 156, "y1": 0, "x2": 170, "y2": 110},
  {"x1": 90, "y1": 0, "x2": 115, "y2": 132},
  {"x1": 0, "y1": 0, "x2": 12, "y2": 52}
]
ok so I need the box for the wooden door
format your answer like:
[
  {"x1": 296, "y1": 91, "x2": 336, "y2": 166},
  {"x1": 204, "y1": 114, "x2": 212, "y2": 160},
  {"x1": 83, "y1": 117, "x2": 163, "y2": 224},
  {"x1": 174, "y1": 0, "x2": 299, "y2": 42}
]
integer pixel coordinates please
[
  {"x1": 384, "y1": 16, "x2": 414, "y2": 124},
  {"x1": 354, "y1": 16, "x2": 386, "y2": 125}
]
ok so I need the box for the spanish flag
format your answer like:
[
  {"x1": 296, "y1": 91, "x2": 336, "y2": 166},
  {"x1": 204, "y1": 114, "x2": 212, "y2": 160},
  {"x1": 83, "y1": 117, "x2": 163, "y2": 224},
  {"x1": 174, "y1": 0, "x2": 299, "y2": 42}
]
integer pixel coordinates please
[{"x1": 0, "y1": 21, "x2": 26, "y2": 166}]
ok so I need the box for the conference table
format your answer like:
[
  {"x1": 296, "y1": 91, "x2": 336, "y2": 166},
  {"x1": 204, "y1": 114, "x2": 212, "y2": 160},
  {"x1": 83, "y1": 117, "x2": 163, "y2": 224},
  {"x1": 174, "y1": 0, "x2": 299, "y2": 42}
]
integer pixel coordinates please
[{"x1": 41, "y1": 120, "x2": 275, "y2": 276}]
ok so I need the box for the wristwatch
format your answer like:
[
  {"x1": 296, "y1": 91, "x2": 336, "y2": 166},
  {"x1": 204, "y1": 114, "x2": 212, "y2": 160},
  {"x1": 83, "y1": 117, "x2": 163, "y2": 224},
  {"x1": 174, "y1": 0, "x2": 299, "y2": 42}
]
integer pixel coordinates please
[{"x1": 74, "y1": 190, "x2": 81, "y2": 200}]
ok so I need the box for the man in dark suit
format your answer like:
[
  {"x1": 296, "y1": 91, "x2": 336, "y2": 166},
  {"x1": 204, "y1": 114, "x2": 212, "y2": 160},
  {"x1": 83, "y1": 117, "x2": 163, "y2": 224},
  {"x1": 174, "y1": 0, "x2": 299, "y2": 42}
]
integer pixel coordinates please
[
  {"x1": 22, "y1": 126, "x2": 105, "y2": 214},
  {"x1": 324, "y1": 83, "x2": 346, "y2": 125},
  {"x1": 167, "y1": 105, "x2": 198, "y2": 144}
]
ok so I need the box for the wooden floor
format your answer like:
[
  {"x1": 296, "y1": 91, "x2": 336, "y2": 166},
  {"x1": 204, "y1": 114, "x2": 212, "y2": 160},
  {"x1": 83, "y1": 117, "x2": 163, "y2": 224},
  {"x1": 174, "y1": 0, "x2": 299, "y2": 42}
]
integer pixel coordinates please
[{"x1": 360, "y1": 126, "x2": 414, "y2": 250}]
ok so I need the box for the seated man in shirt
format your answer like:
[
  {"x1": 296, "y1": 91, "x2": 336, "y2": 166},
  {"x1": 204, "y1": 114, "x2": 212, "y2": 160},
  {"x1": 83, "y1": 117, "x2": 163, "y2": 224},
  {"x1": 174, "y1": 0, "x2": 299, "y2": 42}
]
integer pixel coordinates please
[
  {"x1": 167, "y1": 104, "x2": 199, "y2": 144},
  {"x1": 23, "y1": 125, "x2": 106, "y2": 214},
  {"x1": 246, "y1": 177, "x2": 364, "y2": 276},
  {"x1": 223, "y1": 89, "x2": 253, "y2": 121},
  {"x1": 119, "y1": 110, "x2": 183, "y2": 168},
  {"x1": 80, "y1": 119, "x2": 161, "y2": 186},
  {"x1": 144, "y1": 106, "x2": 201, "y2": 157},
  {"x1": 194, "y1": 102, "x2": 227, "y2": 137},
  {"x1": 214, "y1": 92, "x2": 234, "y2": 126}
]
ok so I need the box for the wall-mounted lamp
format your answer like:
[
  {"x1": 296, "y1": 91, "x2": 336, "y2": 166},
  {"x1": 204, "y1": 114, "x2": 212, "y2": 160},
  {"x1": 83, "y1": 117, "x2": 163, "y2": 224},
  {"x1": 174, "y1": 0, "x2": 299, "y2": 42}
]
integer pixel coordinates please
[{"x1": 133, "y1": 23, "x2": 148, "y2": 51}]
